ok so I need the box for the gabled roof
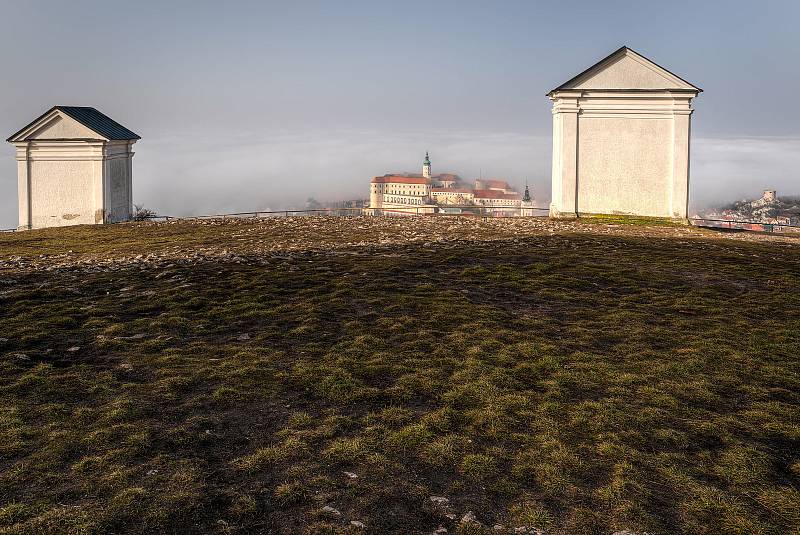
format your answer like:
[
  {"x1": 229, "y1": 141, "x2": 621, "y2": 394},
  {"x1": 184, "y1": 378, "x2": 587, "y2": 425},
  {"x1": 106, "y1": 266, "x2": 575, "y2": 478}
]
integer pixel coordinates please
[
  {"x1": 7, "y1": 106, "x2": 140, "y2": 142},
  {"x1": 548, "y1": 46, "x2": 702, "y2": 95}
]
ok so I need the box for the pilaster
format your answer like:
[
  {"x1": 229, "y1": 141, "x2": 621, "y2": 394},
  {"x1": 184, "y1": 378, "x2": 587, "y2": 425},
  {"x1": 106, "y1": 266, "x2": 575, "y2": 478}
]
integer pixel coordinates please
[
  {"x1": 549, "y1": 92, "x2": 580, "y2": 218},
  {"x1": 670, "y1": 107, "x2": 692, "y2": 219},
  {"x1": 15, "y1": 144, "x2": 31, "y2": 230},
  {"x1": 127, "y1": 142, "x2": 135, "y2": 219},
  {"x1": 93, "y1": 144, "x2": 106, "y2": 224}
]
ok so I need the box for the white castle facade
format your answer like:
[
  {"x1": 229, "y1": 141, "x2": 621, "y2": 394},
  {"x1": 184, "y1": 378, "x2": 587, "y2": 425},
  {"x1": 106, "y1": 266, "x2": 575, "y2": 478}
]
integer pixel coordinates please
[{"x1": 367, "y1": 153, "x2": 535, "y2": 217}]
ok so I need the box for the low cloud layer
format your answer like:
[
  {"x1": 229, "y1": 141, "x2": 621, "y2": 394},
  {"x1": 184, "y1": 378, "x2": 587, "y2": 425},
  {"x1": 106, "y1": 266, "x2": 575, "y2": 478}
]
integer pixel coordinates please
[{"x1": 1, "y1": 132, "x2": 798, "y2": 229}]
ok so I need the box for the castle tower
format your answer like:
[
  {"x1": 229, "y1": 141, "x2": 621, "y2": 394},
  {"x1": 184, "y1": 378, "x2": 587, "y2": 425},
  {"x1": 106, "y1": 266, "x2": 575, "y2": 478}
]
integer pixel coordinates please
[{"x1": 422, "y1": 151, "x2": 431, "y2": 179}]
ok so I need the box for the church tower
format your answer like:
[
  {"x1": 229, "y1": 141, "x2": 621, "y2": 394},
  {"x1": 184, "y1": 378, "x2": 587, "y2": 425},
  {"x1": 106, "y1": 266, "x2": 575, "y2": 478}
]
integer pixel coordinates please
[
  {"x1": 521, "y1": 181, "x2": 535, "y2": 217},
  {"x1": 422, "y1": 151, "x2": 432, "y2": 179}
]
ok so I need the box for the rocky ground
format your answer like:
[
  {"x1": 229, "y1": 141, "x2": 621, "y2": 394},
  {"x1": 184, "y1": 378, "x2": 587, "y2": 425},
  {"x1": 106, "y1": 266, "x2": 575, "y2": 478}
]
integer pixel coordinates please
[{"x1": 1, "y1": 216, "x2": 796, "y2": 272}]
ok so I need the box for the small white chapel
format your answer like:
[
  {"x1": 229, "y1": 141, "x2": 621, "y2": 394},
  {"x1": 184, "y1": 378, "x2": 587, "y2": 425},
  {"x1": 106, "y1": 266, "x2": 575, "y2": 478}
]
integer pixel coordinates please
[
  {"x1": 7, "y1": 106, "x2": 140, "y2": 230},
  {"x1": 548, "y1": 46, "x2": 701, "y2": 219}
]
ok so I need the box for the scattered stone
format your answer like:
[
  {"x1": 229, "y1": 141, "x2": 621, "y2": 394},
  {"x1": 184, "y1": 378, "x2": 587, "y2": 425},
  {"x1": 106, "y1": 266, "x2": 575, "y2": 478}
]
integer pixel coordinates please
[
  {"x1": 11, "y1": 353, "x2": 29, "y2": 361},
  {"x1": 493, "y1": 525, "x2": 505, "y2": 531},
  {"x1": 0, "y1": 338, "x2": 8, "y2": 343},
  {"x1": 429, "y1": 496, "x2": 450, "y2": 506},
  {"x1": 343, "y1": 471, "x2": 358, "y2": 479},
  {"x1": 433, "y1": 527, "x2": 448, "y2": 535},
  {"x1": 146, "y1": 469, "x2": 158, "y2": 476},
  {"x1": 350, "y1": 520, "x2": 365, "y2": 528},
  {"x1": 118, "y1": 363, "x2": 134, "y2": 371},
  {"x1": 612, "y1": 531, "x2": 639, "y2": 535},
  {"x1": 66, "y1": 346, "x2": 80, "y2": 352},
  {"x1": 237, "y1": 333, "x2": 251, "y2": 341},
  {"x1": 115, "y1": 333, "x2": 146, "y2": 341},
  {"x1": 461, "y1": 511, "x2": 480, "y2": 525},
  {"x1": 321, "y1": 505, "x2": 341, "y2": 517}
]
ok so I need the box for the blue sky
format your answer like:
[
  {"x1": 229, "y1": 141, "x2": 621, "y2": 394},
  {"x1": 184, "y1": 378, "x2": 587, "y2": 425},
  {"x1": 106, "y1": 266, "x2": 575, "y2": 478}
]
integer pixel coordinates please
[{"x1": 1, "y1": 0, "x2": 799, "y2": 227}]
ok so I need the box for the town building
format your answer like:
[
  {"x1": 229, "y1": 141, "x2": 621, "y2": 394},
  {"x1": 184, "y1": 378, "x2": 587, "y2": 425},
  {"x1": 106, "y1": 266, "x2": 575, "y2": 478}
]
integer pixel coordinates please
[
  {"x1": 7, "y1": 106, "x2": 140, "y2": 230},
  {"x1": 548, "y1": 46, "x2": 701, "y2": 220},
  {"x1": 472, "y1": 189, "x2": 523, "y2": 216}
]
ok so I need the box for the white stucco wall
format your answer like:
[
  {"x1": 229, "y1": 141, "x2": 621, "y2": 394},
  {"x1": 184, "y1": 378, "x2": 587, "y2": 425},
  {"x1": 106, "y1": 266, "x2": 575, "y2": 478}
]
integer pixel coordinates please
[
  {"x1": 29, "y1": 159, "x2": 97, "y2": 227},
  {"x1": 577, "y1": 116, "x2": 672, "y2": 216}
]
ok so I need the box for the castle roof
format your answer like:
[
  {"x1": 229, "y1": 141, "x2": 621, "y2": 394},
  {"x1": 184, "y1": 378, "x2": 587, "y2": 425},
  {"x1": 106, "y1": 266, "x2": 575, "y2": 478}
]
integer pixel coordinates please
[
  {"x1": 477, "y1": 179, "x2": 511, "y2": 190},
  {"x1": 371, "y1": 175, "x2": 429, "y2": 185}
]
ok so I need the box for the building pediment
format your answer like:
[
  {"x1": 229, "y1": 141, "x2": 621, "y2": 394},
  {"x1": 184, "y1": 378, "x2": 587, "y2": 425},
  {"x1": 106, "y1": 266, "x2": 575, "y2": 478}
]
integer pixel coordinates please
[
  {"x1": 549, "y1": 46, "x2": 701, "y2": 94},
  {"x1": 20, "y1": 111, "x2": 101, "y2": 141},
  {"x1": 7, "y1": 106, "x2": 140, "y2": 142}
]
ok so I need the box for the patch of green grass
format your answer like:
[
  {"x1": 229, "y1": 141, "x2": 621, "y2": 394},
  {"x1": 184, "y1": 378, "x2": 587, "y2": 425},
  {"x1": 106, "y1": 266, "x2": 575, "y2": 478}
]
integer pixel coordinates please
[{"x1": 579, "y1": 213, "x2": 686, "y2": 226}]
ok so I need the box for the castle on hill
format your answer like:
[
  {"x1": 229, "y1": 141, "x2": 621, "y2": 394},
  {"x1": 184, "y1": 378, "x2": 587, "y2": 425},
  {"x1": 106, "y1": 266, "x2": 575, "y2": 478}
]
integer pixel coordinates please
[{"x1": 366, "y1": 153, "x2": 535, "y2": 217}]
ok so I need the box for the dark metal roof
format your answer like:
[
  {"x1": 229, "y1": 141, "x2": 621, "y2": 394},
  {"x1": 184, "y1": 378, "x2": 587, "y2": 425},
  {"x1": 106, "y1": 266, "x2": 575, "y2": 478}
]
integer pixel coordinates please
[
  {"x1": 6, "y1": 105, "x2": 140, "y2": 142},
  {"x1": 56, "y1": 106, "x2": 140, "y2": 140}
]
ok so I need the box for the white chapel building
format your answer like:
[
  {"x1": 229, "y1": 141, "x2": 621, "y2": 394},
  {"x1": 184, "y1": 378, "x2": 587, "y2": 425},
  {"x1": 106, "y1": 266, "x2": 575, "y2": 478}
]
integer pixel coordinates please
[
  {"x1": 548, "y1": 46, "x2": 701, "y2": 219},
  {"x1": 7, "y1": 106, "x2": 140, "y2": 230}
]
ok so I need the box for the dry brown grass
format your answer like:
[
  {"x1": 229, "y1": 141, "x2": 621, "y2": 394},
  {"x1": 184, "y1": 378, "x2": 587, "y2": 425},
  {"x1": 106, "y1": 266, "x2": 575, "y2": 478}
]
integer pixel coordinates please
[{"x1": 0, "y1": 218, "x2": 798, "y2": 534}]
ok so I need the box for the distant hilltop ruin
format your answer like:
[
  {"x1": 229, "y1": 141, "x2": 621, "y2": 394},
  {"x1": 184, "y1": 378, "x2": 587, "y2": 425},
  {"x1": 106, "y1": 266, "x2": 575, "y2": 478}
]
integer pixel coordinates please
[{"x1": 704, "y1": 190, "x2": 800, "y2": 225}]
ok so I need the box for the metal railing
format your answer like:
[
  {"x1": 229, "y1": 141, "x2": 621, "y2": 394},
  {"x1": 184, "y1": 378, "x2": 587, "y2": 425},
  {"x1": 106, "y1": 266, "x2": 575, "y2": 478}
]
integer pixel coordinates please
[
  {"x1": 149, "y1": 205, "x2": 552, "y2": 221},
  {"x1": 689, "y1": 217, "x2": 800, "y2": 234}
]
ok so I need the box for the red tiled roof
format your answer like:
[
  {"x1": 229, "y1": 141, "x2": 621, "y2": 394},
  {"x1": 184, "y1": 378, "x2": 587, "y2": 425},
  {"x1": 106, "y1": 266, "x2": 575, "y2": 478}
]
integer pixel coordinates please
[
  {"x1": 473, "y1": 190, "x2": 522, "y2": 200},
  {"x1": 371, "y1": 175, "x2": 430, "y2": 185},
  {"x1": 431, "y1": 188, "x2": 473, "y2": 193},
  {"x1": 477, "y1": 179, "x2": 511, "y2": 190}
]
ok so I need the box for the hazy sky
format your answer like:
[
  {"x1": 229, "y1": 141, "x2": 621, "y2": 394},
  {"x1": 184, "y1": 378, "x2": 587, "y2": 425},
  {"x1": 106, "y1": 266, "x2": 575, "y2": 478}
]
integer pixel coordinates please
[{"x1": 1, "y1": 0, "x2": 799, "y2": 228}]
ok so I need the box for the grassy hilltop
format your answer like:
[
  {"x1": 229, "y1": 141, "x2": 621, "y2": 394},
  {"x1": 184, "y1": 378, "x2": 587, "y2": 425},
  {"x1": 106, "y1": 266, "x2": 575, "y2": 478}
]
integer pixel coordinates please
[{"x1": 0, "y1": 217, "x2": 799, "y2": 535}]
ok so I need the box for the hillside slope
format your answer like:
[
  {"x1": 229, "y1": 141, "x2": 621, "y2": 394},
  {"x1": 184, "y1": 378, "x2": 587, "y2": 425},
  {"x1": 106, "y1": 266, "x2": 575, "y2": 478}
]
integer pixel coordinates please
[{"x1": 1, "y1": 218, "x2": 799, "y2": 534}]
